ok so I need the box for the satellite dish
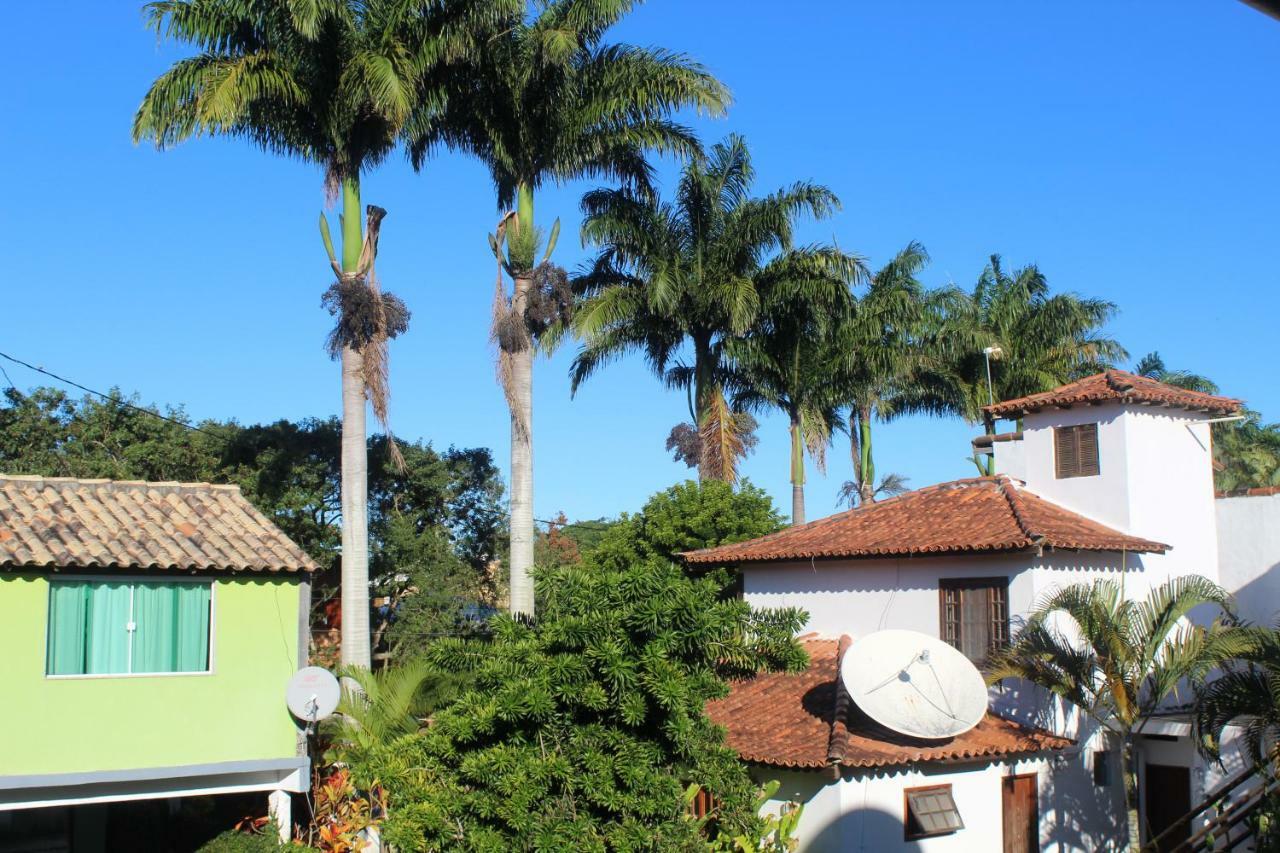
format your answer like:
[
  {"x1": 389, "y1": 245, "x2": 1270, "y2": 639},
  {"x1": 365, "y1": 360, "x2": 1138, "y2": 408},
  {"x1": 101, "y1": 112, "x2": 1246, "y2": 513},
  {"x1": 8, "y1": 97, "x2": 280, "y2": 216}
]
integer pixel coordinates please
[
  {"x1": 840, "y1": 629, "x2": 987, "y2": 740},
  {"x1": 286, "y1": 666, "x2": 341, "y2": 724}
]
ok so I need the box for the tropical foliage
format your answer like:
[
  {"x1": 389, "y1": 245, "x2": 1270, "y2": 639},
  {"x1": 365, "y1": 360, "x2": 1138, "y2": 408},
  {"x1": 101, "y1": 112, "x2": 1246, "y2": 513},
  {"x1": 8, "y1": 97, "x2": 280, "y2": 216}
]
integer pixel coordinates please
[
  {"x1": 573, "y1": 135, "x2": 843, "y2": 484},
  {"x1": 825, "y1": 241, "x2": 960, "y2": 505},
  {"x1": 0, "y1": 387, "x2": 504, "y2": 657},
  {"x1": 957, "y1": 254, "x2": 1126, "y2": 425},
  {"x1": 587, "y1": 479, "x2": 784, "y2": 571},
  {"x1": 407, "y1": 0, "x2": 728, "y2": 618},
  {"x1": 726, "y1": 247, "x2": 864, "y2": 523},
  {"x1": 986, "y1": 575, "x2": 1249, "y2": 850},
  {"x1": 1196, "y1": 622, "x2": 1280, "y2": 767},
  {"x1": 352, "y1": 552, "x2": 807, "y2": 850},
  {"x1": 131, "y1": 0, "x2": 506, "y2": 666}
]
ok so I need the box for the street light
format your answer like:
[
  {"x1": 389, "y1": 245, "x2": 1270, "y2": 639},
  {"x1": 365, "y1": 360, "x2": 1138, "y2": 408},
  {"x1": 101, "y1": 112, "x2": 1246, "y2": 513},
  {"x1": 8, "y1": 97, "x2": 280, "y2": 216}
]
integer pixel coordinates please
[{"x1": 983, "y1": 346, "x2": 1003, "y2": 407}]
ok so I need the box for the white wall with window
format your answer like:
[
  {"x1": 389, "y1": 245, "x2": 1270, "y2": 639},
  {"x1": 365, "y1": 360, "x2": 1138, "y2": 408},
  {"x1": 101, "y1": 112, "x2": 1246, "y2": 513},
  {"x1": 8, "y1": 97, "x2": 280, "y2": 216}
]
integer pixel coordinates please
[{"x1": 46, "y1": 578, "x2": 213, "y2": 677}]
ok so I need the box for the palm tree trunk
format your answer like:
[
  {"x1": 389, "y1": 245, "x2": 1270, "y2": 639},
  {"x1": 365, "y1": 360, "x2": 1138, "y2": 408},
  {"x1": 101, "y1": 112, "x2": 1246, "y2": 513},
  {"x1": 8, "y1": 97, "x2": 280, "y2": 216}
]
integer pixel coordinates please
[
  {"x1": 790, "y1": 412, "x2": 805, "y2": 525},
  {"x1": 1122, "y1": 737, "x2": 1141, "y2": 851},
  {"x1": 692, "y1": 333, "x2": 714, "y2": 481},
  {"x1": 858, "y1": 403, "x2": 875, "y2": 505},
  {"x1": 339, "y1": 177, "x2": 371, "y2": 669},
  {"x1": 849, "y1": 408, "x2": 863, "y2": 500},
  {"x1": 507, "y1": 184, "x2": 536, "y2": 618}
]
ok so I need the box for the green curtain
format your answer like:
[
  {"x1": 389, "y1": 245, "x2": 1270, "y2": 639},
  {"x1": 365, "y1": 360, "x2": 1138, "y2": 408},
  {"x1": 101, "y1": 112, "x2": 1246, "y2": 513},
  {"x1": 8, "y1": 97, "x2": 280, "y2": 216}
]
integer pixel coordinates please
[
  {"x1": 133, "y1": 582, "x2": 210, "y2": 673},
  {"x1": 47, "y1": 581, "x2": 88, "y2": 675},
  {"x1": 85, "y1": 582, "x2": 132, "y2": 675}
]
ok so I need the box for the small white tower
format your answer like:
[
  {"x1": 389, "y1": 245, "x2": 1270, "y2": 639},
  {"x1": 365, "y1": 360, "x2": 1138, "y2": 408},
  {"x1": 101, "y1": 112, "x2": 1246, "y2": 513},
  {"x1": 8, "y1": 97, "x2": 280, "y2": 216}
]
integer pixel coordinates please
[{"x1": 987, "y1": 370, "x2": 1241, "y2": 591}]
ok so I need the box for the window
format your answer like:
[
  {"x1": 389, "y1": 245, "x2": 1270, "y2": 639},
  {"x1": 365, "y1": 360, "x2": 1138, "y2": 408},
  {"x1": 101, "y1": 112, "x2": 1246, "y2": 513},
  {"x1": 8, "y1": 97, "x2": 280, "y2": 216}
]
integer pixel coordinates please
[
  {"x1": 904, "y1": 784, "x2": 964, "y2": 840},
  {"x1": 1093, "y1": 751, "x2": 1112, "y2": 787},
  {"x1": 1055, "y1": 423, "x2": 1100, "y2": 479},
  {"x1": 46, "y1": 579, "x2": 212, "y2": 676},
  {"x1": 940, "y1": 577, "x2": 1009, "y2": 663}
]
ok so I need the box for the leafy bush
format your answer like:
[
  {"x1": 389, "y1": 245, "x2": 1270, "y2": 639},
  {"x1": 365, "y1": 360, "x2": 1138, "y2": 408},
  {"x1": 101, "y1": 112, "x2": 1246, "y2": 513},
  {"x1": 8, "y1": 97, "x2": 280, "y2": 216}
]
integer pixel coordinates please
[
  {"x1": 353, "y1": 554, "x2": 807, "y2": 851},
  {"x1": 588, "y1": 479, "x2": 783, "y2": 571}
]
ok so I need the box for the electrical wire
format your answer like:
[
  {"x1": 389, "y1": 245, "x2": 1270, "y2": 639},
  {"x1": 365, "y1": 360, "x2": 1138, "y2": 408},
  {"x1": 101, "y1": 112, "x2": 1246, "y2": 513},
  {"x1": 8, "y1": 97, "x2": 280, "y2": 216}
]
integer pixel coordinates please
[
  {"x1": 0, "y1": 349, "x2": 231, "y2": 443},
  {"x1": 0, "y1": 348, "x2": 617, "y2": 532}
]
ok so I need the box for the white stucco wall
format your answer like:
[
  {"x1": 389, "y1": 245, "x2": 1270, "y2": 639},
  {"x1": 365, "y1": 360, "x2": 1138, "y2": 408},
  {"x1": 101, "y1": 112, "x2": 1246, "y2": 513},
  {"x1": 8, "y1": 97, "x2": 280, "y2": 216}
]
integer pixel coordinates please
[
  {"x1": 1011, "y1": 404, "x2": 1220, "y2": 598},
  {"x1": 743, "y1": 551, "x2": 1139, "y2": 643},
  {"x1": 1216, "y1": 492, "x2": 1280, "y2": 626},
  {"x1": 760, "y1": 754, "x2": 1123, "y2": 853}
]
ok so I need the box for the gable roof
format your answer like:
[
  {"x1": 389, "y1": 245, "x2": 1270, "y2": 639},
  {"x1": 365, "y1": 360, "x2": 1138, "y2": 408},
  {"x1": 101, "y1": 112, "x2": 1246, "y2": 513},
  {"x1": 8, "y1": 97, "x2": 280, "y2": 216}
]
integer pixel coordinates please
[
  {"x1": 0, "y1": 474, "x2": 317, "y2": 573},
  {"x1": 706, "y1": 636, "x2": 1072, "y2": 770},
  {"x1": 983, "y1": 369, "x2": 1241, "y2": 420},
  {"x1": 682, "y1": 476, "x2": 1167, "y2": 565}
]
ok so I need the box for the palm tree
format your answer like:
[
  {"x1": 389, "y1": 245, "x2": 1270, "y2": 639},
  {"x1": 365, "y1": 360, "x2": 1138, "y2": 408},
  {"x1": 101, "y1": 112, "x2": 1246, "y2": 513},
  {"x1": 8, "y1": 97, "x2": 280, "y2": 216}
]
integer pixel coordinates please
[
  {"x1": 1134, "y1": 352, "x2": 1220, "y2": 394},
  {"x1": 1196, "y1": 623, "x2": 1280, "y2": 768},
  {"x1": 828, "y1": 242, "x2": 964, "y2": 504},
  {"x1": 987, "y1": 575, "x2": 1248, "y2": 850},
  {"x1": 957, "y1": 255, "x2": 1127, "y2": 474},
  {"x1": 836, "y1": 473, "x2": 910, "y2": 509},
  {"x1": 325, "y1": 660, "x2": 463, "y2": 766},
  {"x1": 134, "y1": 0, "x2": 501, "y2": 667},
  {"x1": 406, "y1": 0, "x2": 727, "y2": 618},
  {"x1": 573, "y1": 135, "x2": 842, "y2": 483},
  {"x1": 728, "y1": 249, "x2": 865, "y2": 524}
]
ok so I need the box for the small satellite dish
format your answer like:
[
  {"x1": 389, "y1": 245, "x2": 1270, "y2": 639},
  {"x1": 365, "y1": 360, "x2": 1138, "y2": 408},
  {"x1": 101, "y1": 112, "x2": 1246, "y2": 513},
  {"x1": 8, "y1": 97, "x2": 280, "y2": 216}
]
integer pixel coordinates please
[
  {"x1": 840, "y1": 629, "x2": 987, "y2": 740},
  {"x1": 286, "y1": 666, "x2": 341, "y2": 724}
]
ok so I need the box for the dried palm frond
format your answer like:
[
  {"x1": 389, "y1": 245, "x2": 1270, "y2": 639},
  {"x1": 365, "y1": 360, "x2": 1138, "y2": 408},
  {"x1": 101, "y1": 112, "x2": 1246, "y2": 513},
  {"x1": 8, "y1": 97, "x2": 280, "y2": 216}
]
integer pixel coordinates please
[
  {"x1": 697, "y1": 389, "x2": 758, "y2": 483},
  {"x1": 320, "y1": 205, "x2": 410, "y2": 470}
]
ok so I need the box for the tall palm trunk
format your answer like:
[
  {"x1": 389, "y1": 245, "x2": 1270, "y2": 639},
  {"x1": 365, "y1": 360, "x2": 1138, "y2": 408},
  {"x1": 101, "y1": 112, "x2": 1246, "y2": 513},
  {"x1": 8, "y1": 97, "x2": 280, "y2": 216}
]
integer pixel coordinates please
[
  {"x1": 692, "y1": 333, "x2": 715, "y2": 481},
  {"x1": 507, "y1": 184, "x2": 536, "y2": 618},
  {"x1": 789, "y1": 411, "x2": 806, "y2": 524},
  {"x1": 1122, "y1": 738, "x2": 1141, "y2": 851},
  {"x1": 858, "y1": 403, "x2": 875, "y2": 505},
  {"x1": 339, "y1": 177, "x2": 371, "y2": 668}
]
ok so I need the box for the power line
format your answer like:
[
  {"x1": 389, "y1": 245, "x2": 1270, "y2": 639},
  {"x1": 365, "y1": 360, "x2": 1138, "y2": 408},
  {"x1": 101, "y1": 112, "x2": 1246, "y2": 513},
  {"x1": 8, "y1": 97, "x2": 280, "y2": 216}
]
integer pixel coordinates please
[
  {"x1": 0, "y1": 348, "x2": 618, "y2": 532},
  {"x1": 0, "y1": 349, "x2": 231, "y2": 443}
]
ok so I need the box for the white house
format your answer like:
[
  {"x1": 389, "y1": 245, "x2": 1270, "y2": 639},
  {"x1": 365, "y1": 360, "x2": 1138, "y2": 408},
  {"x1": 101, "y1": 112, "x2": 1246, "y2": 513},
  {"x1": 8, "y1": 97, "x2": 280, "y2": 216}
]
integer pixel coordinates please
[{"x1": 688, "y1": 370, "x2": 1255, "y2": 852}]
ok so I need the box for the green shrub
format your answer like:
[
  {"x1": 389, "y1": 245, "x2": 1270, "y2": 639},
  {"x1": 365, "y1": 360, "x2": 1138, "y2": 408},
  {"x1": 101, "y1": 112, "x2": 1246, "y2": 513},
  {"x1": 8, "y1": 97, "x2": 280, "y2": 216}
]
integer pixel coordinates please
[{"x1": 354, "y1": 554, "x2": 807, "y2": 851}]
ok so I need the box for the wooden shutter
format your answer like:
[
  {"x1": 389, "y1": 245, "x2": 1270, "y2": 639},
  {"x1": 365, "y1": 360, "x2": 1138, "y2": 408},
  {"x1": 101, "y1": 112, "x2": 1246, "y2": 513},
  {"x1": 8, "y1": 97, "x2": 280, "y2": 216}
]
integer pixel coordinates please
[
  {"x1": 1055, "y1": 424, "x2": 1099, "y2": 479},
  {"x1": 1076, "y1": 423, "x2": 1099, "y2": 475}
]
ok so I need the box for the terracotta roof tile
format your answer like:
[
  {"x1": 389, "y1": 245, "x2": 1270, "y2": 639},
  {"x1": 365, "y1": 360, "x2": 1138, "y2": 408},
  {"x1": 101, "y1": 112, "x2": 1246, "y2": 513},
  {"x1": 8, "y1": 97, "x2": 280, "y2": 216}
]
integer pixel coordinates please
[
  {"x1": 683, "y1": 476, "x2": 1166, "y2": 565},
  {"x1": 0, "y1": 474, "x2": 317, "y2": 573},
  {"x1": 707, "y1": 638, "x2": 1072, "y2": 770},
  {"x1": 1217, "y1": 486, "x2": 1280, "y2": 498},
  {"x1": 983, "y1": 370, "x2": 1241, "y2": 420}
]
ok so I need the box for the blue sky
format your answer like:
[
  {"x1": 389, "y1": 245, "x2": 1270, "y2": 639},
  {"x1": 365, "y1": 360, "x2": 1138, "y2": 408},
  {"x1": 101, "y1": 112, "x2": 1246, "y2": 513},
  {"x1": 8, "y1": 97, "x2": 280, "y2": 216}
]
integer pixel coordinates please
[{"x1": 1, "y1": 2, "x2": 1276, "y2": 523}]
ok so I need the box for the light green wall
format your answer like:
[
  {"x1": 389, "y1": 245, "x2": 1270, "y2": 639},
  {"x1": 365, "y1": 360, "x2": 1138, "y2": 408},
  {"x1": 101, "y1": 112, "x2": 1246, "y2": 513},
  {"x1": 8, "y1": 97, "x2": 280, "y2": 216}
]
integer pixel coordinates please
[{"x1": 0, "y1": 572, "x2": 301, "y2": 776}]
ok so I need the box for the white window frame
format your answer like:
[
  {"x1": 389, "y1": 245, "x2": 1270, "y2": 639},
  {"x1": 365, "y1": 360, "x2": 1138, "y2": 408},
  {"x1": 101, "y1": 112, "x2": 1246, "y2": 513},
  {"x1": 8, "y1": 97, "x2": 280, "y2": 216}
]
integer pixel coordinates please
[{"x1": 43, "y1": 575, "x2": 217, "y2": 680}]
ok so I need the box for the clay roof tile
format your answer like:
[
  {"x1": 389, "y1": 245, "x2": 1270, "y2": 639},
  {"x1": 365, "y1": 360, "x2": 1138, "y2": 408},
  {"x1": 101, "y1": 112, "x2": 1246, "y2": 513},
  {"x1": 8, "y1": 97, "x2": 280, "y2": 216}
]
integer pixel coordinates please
[{"x1": 0, "y1": 474, "x2": 316, "y2": 573}]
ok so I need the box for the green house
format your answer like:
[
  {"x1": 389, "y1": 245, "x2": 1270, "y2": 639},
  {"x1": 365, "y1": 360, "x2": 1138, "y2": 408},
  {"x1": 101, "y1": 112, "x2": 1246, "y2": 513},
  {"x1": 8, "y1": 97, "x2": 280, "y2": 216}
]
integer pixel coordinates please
[{"x1": 0, "y1": 474, "x2": 316, "y2": 850}]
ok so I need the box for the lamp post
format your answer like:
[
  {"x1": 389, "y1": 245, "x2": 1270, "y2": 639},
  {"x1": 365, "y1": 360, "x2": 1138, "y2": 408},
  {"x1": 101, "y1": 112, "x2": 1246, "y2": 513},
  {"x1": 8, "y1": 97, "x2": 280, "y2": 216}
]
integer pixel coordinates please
[{"x1": 982, "y1": 345, "x2": 1003, "y2": 407}]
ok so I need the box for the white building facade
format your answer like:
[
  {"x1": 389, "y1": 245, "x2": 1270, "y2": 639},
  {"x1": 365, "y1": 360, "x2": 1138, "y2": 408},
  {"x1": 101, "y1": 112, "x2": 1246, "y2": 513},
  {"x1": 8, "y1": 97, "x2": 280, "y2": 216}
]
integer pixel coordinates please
[{"x1": 690, "y1": 371, "x2": 1255, "y2": 852}]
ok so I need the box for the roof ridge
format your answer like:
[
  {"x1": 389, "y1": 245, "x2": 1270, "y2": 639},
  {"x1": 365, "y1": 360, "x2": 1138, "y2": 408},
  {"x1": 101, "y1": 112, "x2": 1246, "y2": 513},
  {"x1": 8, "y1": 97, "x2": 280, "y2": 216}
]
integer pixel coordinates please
[
  {"x1": 993, "y1": 476, "x2": 1041, "y2": 546},
  {"x1": 680, "y1": 477, "x2": 1002, "y2": 557},
  {"x1": 0, "y1": 474, "x2": 241, "y2": 493},
  {"x1": 826, "y1": 635, "x2": 855, "y2": 766}
]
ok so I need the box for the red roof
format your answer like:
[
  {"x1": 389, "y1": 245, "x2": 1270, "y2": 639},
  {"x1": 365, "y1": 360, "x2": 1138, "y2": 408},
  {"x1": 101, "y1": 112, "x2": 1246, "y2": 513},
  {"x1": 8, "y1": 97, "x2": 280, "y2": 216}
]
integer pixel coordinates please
[
  {"x1": 683, "y1": 476, "x2": 1167, "y2": 565},
  {"x1": 984, "y1": 370, "x2": 1241, "y2": 420},
  {"x1": 707, "y1": 637, "x2": 1072, "y2": 770},
  {"x1": 1218, "y1": 486, "x2": 1280, "y2": 498}
]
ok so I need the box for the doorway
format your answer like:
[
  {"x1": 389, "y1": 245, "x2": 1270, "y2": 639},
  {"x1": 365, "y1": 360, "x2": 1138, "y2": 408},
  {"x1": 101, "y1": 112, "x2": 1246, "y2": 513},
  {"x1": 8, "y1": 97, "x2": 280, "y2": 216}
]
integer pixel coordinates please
[
  {"x1": 1144, "y1": 764, "x2": 1191, "y2": 852},
  {"x1": 1002, "y1": 773, "x2": 1039, "y2": 853}
]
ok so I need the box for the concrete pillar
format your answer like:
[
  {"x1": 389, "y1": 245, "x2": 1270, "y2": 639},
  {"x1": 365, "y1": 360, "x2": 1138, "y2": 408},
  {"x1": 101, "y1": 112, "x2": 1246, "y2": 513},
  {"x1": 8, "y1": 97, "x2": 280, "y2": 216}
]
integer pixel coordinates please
[{"x1": 268, "y1": 789, "x2": 291, "y2": 843}]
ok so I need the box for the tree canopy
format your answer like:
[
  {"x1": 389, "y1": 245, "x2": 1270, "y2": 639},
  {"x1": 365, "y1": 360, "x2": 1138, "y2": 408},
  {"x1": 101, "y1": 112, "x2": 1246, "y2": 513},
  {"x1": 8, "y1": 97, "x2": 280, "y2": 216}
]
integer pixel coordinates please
[
  {"x1": 357, "y1": 541, "x2": 807, "y2": 850},
  {"x1": 0, "y1": 386, "x2": 504, "y2": 654}
]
